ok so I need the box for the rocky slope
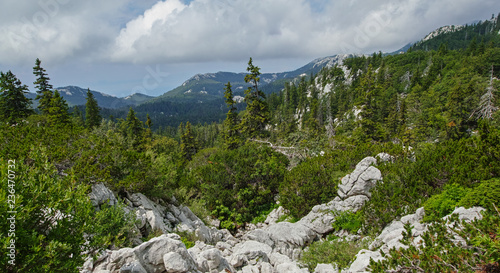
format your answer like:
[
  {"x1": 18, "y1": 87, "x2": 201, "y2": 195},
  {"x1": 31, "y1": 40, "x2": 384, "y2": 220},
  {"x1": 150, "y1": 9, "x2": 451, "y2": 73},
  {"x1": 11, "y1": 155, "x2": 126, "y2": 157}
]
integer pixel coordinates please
[{"x1": 81, "y1": 153, "x2": 485, "y2": 273}]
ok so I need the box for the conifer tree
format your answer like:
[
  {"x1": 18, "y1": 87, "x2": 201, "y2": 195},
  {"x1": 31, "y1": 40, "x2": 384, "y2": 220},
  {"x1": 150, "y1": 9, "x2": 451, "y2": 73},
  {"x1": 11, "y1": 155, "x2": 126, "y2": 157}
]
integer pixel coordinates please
[
  {"x1": 180, "y1": 121, "x2": 197, "y2": 160},
  {"x1": 33, "y1": 58, "x2": 53, "y2": 114},
  {"x1": 240, "y1": 58, "x2": 269, "y2": 138},
  {"x1": 0, "y1": 71, "x2": 34, "y2": 123},
  {"x1": 125, "y1": 107, "x2": 143, "y2": 138},
  {"x1": 223, "y1": 82, "x2": 241, "y2": 149},
  {"x1": 146, "y1": 114, "x2": 152, "y2": 129},
  {"x1": 72, "y1": 106, "x2": 85, "y2": 127},
  {"x1": 85, "y1": 89, "x2": 101, "y2": 128},
  {"x1": 47, "y1": 90, "x2": 70, "y2": 125}
]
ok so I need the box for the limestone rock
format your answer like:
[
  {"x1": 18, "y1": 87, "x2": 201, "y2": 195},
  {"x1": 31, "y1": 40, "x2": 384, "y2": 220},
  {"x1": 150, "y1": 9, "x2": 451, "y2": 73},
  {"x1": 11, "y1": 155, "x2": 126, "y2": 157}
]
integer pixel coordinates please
[
  {"x1": 89, "y1": 183, "x2": 118, "y2": 210},
  {"x1": 314, "y1": 263, "x2": 338, "y2": 273},
  {"x1": 229, "y1": 240, "x2": 272, "y2": 268}
]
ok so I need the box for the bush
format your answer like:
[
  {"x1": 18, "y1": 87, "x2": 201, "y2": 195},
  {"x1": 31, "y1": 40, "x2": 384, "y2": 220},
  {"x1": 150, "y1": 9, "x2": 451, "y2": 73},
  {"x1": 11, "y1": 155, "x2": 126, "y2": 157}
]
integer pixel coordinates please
[
  {"x1": 300, "y1": 236, "x2": 369, "y2": 271},
  {"x1": 459, "y1": 178, "x2": 500, "y2": 211},
  {"x1": 423, "y1": 183, "x2": 469, "y2": 222},
  {"x1": 369, "y1": 211, "x2": 500, "y2": 272},
  {"x1": 332, "y1": 211, "x2": 363, "y2": 234},
  {"x1": 190, "y1": 143, "x2": 289, "y2": 229},
  {"x1": 0, "y1": 148, "x2": 136, "y2": 272}
]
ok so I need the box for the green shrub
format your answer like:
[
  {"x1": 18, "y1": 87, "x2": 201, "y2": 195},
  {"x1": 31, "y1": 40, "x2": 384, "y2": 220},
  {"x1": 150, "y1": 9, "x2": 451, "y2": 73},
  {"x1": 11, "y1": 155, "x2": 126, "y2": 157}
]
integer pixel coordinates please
[
  {"x1": 332, "y1": 211, "x2": 363, "y2": 234},
  {"x1": 279, "y1": 153, "x2": 345, "y2": 219},
  {"x1": 459, "y1": 178, "x2": 500, "y2": 211},
  {"x1": 369, "y1": 211, "x2": 500, "y2": 272},
  {"x1": 300, "y1": 236, "x2": 370, "y2": 271},
  {"x1": 423, "y1": 183, "x2": 469, "y2": 222},
  {"x1": 190, "y1": 143, "x2": 289, "y2": 228}
]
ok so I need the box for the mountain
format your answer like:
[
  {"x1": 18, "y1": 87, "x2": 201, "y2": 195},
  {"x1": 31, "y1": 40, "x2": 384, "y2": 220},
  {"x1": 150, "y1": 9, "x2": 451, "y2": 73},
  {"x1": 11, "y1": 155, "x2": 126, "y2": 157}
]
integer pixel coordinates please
[
  {"x1": 26, "y1": 86, "x2": 155, "y2": 109},
  {"x1": 155, "y1": 54, "x2": 356, "y2": 102},
  {"x1": 410, "y1": 14, "x2": 500, "y2": 52}
]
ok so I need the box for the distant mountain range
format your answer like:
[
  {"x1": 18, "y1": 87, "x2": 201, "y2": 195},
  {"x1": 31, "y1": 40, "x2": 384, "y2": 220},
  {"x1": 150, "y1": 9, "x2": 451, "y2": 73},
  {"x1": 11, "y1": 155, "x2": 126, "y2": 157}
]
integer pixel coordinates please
[{"x1": 26, "y1": 86, "x2": 155, "y2": 109}]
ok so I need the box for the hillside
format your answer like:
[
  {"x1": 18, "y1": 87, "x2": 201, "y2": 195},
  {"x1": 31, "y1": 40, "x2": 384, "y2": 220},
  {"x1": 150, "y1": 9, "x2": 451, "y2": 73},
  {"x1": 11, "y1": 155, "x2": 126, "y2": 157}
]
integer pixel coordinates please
[{"x1": 26, "y1": 86, "x2": 155, "y2": 109}]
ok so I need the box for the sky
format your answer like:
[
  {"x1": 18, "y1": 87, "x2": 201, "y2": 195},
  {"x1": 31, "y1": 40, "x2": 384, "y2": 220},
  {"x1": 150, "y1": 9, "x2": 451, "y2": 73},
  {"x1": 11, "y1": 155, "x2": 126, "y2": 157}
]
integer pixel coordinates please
[{"x1": 0, "y1": 0, "x2": 499, "y2": 97}]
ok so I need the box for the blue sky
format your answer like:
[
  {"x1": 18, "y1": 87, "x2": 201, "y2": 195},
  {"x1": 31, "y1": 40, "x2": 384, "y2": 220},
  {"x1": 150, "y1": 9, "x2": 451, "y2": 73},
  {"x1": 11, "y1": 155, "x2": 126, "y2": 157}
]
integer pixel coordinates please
[{"x1": 0, "y1": 0, "x2": 499, "y2": 97}]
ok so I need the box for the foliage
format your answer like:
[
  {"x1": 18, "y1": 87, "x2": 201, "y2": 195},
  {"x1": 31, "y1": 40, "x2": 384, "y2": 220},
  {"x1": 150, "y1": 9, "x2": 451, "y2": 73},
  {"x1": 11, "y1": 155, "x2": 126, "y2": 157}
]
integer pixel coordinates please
[
  {"x1": 459, "y1": 178, "x2": 500, "y2": 212},
  {"x1": 300, "y1": 235, "x2": 370, "y2": 272},
  {"x1": 190, "y1": 143, "x2": 289, "y2": 229},
  {"x1": 240, "y1": 58, "x2": 269, "y2": 138},
  {"x1": 0, "y1": 71, "x2": 34, "y2": 123},
  {"x1": 369, "y1": 211, "x2": 500, "y2": 272},
  {"x1": 332, "y1": 211, "x2": 363, "y2": 234},
  {"x1": 180, "y1": 121, "x2": 197, "y2": 161},
  {"x1": 85, "y1": 89, "x2": 102, "y2": 128},
  {"x1": 33, "y1": 58, "x2": 53, "y2": 114},
  {"x1": 0, "y1": 148, "x2": 136, "y2": 272},
  {"x1": 423, "y1": 183, "x2": 469, "y2": 222},
  {"x1": 223, "y1": 82, "x2": 241, "y2": 149},
  {"x1": 47, "y1": 90, "x2": 71, "y2": 126}
]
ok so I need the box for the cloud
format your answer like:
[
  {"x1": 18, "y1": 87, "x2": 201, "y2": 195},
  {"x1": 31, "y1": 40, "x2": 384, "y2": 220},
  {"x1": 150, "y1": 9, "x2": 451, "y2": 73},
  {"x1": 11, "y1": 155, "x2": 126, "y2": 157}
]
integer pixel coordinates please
[
  {"x1": 110, "y1": 0, "x2": 500, "y2": 64},
  {"x1": 1, "y1": 0, "x2": 499, "y2": 67},
  {"x1": 0, "y1": 0, "x2": 157, "y2": 65}
]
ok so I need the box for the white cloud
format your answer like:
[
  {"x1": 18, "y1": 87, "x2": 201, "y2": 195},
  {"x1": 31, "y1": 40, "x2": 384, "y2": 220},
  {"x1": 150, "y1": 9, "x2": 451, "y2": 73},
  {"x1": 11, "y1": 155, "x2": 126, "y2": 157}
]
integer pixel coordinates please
[{"x1": 110, "y1": 0, "x2": 500, "y2": 64}]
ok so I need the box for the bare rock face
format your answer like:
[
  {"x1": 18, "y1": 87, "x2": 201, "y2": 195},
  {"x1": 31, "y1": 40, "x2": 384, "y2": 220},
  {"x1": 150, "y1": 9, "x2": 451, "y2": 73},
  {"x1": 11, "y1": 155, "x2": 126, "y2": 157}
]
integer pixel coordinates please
[{"x1": 89, "y1": 182, "x2": 118, "y2": 210}]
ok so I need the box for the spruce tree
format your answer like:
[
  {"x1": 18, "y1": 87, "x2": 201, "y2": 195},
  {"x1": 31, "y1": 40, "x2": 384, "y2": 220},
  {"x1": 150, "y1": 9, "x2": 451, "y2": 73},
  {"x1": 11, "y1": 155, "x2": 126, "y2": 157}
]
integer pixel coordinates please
[
  {"x1": 240, "y1": 58, "x2": 269, "y2": 138},
  {"x1": 47, "y1": 90, "x2": 70, "y2": 125},
  {"x1": 85, "y1": 89, "x2": 101, "y2": 128},
  {"x1": 180, "y1": 121, "x2": 197, "y2": 160},
  {"x1": 33, "y1": 58, "x2": 54, "y2": 114},
  {"x1": 125, "y1": 107, "x2": 143, "y2": 137},
  {"x1": 0, "y1": 71, "x2": 34, "y2": 123},
  {"x1": 72, "y1": 106, "x2": 85, "y2": 127},
  {"x1": 223, "y1": 82, "x2": 241, "y2": 149}
]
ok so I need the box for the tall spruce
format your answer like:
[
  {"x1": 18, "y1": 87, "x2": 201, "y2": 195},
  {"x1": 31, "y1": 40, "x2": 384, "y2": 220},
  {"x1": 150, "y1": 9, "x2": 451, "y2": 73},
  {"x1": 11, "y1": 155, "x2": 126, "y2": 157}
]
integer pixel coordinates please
[
  {"x1": 0, "y1": 71, "x2": 34, "y2": 123},
  {"x1": 223, "y1": 82, "x2": 241, "y2": 149},
  {"x1": 85, "y1": 89, "x2": 101, "y2": 128},
  {"x1": 240, "y1": 58, "x2": 269, "y2": 138},
  {"x1": 47, "y1": 90, "x2": 70, "y2": 125},
  {"x1": 125, "y1": 107, "x2": 143, "y2": 137},
  {"x1": 33, "y1": 58, "x2": 53, "y2": 114},
  {"x1": 180, "y1": 121, "x2": 197, "y2": 160}
]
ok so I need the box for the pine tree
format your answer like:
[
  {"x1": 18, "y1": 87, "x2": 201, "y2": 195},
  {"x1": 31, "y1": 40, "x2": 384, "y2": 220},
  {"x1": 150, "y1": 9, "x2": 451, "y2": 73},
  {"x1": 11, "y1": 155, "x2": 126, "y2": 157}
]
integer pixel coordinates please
[
  {"x1": 0, "y1": 71, "x2": 34, "y2": 123},
  {"x1": 33, "y1": 58, "x2": 54, "y2": 114},
  {"x1": 146, "y1": 114, "x2": 152, "y2": 129},
  {"x1": 180, "y1": 121, "x2": 197, "y2": 160},
  {"x1": 223, "y1": 82, "x2": 241, "y2": 149},
  {"x1": 240, "y1": 58, "x2": 269, "y2": 138},
  {"x1": 47, "y1": 90, "x2": 70, "y2": 125},
  {"x1": 85, "y1": 89, "x2": 101, "y2": 128},
  {"x1": 72, "y1": 106, "x2": 85, "y2": 127},
  {"x1": 125, "y1": 107, "x2": 143, "y2": 137}
]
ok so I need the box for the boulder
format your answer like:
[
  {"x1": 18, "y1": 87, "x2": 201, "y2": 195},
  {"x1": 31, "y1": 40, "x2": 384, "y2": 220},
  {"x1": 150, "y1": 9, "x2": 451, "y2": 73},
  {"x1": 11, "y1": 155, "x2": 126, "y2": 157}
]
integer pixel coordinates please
[
  {"x1": 275, "y1": 262, "x2": 309, "y2": 273},
  {"x1": 90, "y1": 235, "x2": 199, "y2": 273},
  {"x1": 229, "y1": 240, "x2": 272, "y2": 268},
  {"x1": 314, "y1": 263, "x2": 338, "y2": 273},
  {"x1": 337, "y1": 157, "x2": 381, "y2": 199},
  {"x1": 89, "y1": 183, "x2": 118, "y2": 210},
  {"x1": 120, "y1": 261, "x2": 148, "y2": 273},
  {"x1": 163, "y1": 252, "x2": 190, "y2": 273},
  {"x1": 348, "y1": 250, "x2": 383, "y2": 273},
  {"x1": 264, "y1": 206, "x2": 289, "y2": 225}
]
